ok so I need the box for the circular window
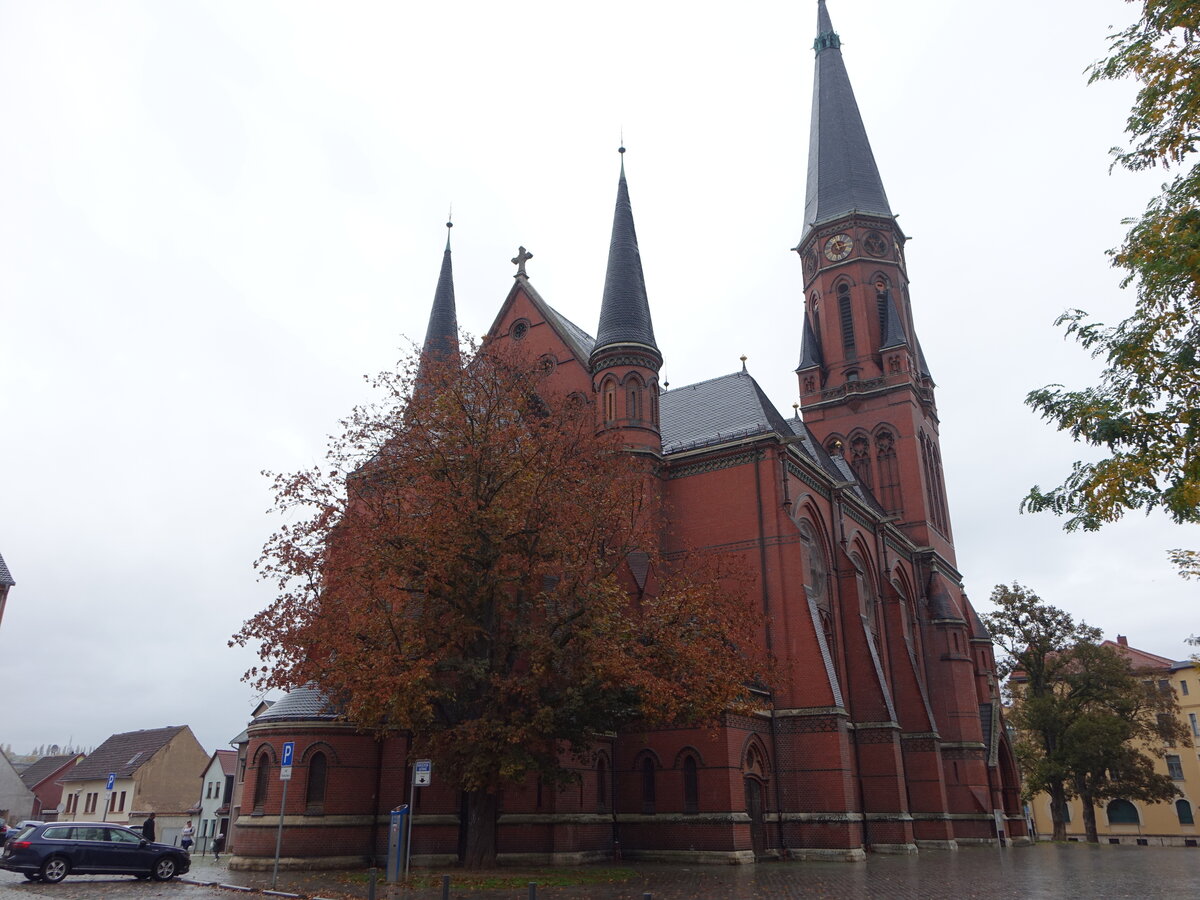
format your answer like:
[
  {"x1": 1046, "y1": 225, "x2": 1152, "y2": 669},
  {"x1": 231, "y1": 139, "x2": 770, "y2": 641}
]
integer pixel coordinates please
[
  {"x1": 864, "y1": 231, "x2": 887, "y2": 257},
  {"x1": 511, "y1": 319, "x2": 530, "y2": 340}
]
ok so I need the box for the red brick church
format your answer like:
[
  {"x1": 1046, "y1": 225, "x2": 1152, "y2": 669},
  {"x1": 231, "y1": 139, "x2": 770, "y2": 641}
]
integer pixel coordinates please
[{"x1": 230, "y1": 1, "x2": 1026, "y2": 868}]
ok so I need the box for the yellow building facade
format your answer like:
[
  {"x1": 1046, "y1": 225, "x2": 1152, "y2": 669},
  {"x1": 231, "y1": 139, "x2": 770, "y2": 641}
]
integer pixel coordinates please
[{"x1": 1027, "y1": 638, "x2": 1200, "y2": 846}]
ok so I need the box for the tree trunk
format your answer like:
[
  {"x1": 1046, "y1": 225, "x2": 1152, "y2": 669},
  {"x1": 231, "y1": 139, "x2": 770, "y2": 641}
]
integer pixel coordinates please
[
  {"x1": 1049, "y1": 783, "x2": 1068, "y2": 841},
  {"x1": 461, "y1": 789, "x2": 498, "y2": 869},
  {"x1": 1079, "y1": 791, "x2": 1099, "y2": 843}
]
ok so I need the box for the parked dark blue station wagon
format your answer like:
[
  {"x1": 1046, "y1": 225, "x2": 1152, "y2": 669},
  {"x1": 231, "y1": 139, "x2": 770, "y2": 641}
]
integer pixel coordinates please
[{"x1": 0, "y1": 822, "x2": 190, "y2": 883}]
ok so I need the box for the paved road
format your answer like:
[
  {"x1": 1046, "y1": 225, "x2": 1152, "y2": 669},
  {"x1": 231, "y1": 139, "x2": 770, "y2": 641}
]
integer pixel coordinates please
[{"x1": 2, "y1": 844, "x2": 1198, "y2": 899}]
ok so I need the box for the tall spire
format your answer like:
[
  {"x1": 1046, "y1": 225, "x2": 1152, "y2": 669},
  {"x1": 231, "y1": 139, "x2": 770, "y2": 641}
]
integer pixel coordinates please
[
  {"x1": 417, "y1": 219, "x2": 459, "y2": 379},
  {"x1": 800, "y1": 0, "x2": 892, "y2": 241},
  {"x1": 590, "y1": 147, "x2": 660, "y2": 368}
]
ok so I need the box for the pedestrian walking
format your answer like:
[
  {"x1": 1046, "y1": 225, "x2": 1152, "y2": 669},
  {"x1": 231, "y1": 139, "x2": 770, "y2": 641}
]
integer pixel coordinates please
[
  {"x1": 141, "y1": 812, "x2": 156, "y2": 842},
  {"x1": 180, "y1": 820, "x2": 194, "y2": 853},
  {"x1": 213, "y1": 830, "x2": 225, "y2": 861}
]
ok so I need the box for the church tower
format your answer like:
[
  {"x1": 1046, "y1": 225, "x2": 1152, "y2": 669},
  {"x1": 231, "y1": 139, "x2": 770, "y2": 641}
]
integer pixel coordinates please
[
  {"x1": 590, "y1": 149, "x2": 663, "y2": 454},
  {"x1": 794, "y1": 0, "x2": 954, "y2": 565}
]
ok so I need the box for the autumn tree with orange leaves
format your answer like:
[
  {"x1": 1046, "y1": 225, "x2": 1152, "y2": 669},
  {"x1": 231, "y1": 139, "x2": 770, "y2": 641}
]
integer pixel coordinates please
[{"x1": 235, "y1": 340, "x2": 770, "y2": 868}]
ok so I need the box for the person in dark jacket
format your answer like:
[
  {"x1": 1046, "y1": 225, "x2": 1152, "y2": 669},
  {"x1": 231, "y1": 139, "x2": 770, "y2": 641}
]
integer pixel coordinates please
[
  {"x1": 212, "y1": 830, "x2": 225, "y2": 861},
  {"x1": 141, "y1": 812, "x2": 156, "y2": 842}
]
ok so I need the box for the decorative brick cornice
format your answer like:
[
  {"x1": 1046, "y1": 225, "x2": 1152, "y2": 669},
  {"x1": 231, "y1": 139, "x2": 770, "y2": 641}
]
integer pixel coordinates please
[
  {"x1": 779, "y1": 812, "x2": 864, "y2": 823},
  {"x1": 785, "y1": 458, "x2": 833, "y2": 500},
  {"x1": 667, "y1": 449, "x2": 763, "y2": 480}
]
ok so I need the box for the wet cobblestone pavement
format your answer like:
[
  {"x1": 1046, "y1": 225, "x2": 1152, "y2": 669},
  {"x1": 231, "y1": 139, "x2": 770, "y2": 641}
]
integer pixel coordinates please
[{"x1": 2, "y1": 843, "x2": 1198, "y2": 899}]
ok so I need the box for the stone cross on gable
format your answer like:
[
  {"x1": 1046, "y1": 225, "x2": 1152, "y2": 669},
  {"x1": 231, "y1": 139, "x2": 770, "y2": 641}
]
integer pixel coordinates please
[{"x1": 511, "y1": 246, "x2": 533, "y2": 278}]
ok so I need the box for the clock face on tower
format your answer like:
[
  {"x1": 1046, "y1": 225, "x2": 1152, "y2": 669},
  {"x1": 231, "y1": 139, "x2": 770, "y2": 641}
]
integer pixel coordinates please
[{"x1": 824, "y1": 233, "x2": 853, "y2": 261}]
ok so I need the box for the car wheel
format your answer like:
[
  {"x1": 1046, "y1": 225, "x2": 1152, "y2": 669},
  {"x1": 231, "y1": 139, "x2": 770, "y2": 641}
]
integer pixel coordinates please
[
  {"x1": 152, "y1": 855, "x2": 178, "y2": 881},
  {"x1": 40, "y1": 856, "x2": 69, "y2": 884}
]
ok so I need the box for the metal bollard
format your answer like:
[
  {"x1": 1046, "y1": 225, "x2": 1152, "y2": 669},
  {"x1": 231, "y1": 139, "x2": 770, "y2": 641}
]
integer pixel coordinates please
[
  {"x1": 529, "y1": 881, "x2": 537, "y2": 900},
  {"x1": 368, "y1": 867, "x2": 377, "y2": 900},
  {"x1": 441, "y1": 873, "x2": 450, "y2": 900}
]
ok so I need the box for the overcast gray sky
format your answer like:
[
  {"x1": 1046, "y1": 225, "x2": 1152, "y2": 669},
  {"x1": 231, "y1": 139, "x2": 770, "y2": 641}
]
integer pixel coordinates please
[{"x1": 2, "y1": 0, "x2": 1194, "y2": 759}]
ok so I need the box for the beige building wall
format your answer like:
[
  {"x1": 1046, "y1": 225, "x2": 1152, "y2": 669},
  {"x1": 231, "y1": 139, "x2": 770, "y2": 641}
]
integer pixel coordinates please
[{"x1": 1028, "y1": 659, "x2": 1200, "y2": 846}]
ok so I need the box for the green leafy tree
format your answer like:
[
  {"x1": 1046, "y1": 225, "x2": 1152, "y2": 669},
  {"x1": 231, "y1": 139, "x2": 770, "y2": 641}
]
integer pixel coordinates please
[
  {"x1": 985, "y1": 582, "x2": 1189, "y2": 842},
  {"x1": 984, "y1": 583, "x2": 1101, "y2": 841},
  {"x1": 1023, "y1": 1, "x2": 1199, "y2": 572},
  {"x1": 1057, "y1": 640, "x2": 1187, "y2": 842},
  {"x1": 235, "y1": 340, "x2": 770, "y2": 868}
]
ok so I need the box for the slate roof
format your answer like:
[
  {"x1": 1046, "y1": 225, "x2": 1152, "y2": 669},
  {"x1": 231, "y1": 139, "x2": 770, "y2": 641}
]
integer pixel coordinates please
[
  {"x1": 416, "y1": 225, "x2": 459, "y2": 382},
  {"x1": 0, "y1": 552, "x2": 13, "y2": 587},
  {"x1": 65, "y1": 726, "x2": 188, "y2": 782},
  {"x1": 796, "y1": 314, "x2": 824, "y2": 371},
  {"x1": 253, "y1": 684, "x2": 340, "y2": 723},
  {"x1": 660, "y1": 371, "x2": 793, "y2": 454},
  {"x1": 880, "y1": 293, "x2": 908, "y2": 350},
  {"x1": 801, "y1": 0, "x2": 892, "y2": 240},
  {"x1": 591, "y1": 156, "x2": 659, "y2": 361},
  {"x1": 19, "y1": 754, "x2": 81, "y2": 790}
]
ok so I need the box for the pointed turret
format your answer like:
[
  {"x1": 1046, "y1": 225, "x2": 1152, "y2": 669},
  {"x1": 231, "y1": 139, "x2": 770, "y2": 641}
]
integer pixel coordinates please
[
  {"x1": 797, "y1": 313, "x2": 824, "y2": 371},
  {"x1": 416, "y1": 221, "x2": 459, "y2": 385},
  {"x1": 879, "y1": 291, "x2": 908, "y2": 350},
  {"x1": 590, "y1": 149, "x2": 662, "y2": 451},
  {"x1": 590, "y1": 149, "x2": 660, "y2": 366},
  {"x1": 800, "y1": 0, "x2": 891, "y2": 242}
]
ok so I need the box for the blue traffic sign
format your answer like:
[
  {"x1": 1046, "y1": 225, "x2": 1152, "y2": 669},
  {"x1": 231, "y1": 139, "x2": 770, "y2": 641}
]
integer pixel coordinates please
[
  {"x1": 281, "y1": 741, "x2": 295, "y2": 767},
  {"x1": 106, "y1": 773, "x2": 115, "y2": 791}
]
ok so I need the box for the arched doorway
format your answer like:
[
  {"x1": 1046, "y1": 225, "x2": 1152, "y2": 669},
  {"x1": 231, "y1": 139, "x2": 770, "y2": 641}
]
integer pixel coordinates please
[{"x1": 743, "y1": 777, "x2": 767, "y2": 858}]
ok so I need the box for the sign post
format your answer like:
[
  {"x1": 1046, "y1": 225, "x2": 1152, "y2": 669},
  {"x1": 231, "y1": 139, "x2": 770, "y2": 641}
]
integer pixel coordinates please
[
  {"x1": 405, "y1": 760, "x2": 431, "y2": 878},
  {"x1": 103, "y1": 773, "x2": 115, "y2": 823},
  {"x1": 271, "y1": 742, "x2": 295, "y2": 890}
]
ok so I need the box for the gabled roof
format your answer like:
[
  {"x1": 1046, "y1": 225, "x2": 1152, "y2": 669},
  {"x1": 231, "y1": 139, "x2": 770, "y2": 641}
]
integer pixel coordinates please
[
  {"x1": 800, "y1": 0, "x2": 892, "y2": 241},
  {"x1": 20, "y1": 754, "x2": 82, "y2": 790},
  {"x1": 65, "y1": 726, "x2": 189, "y2": 782},
  {"x1": 0, "y1": 552, "x2": 13, "y2": 587},
  {"x1": 208, "y1": 749, "x2": 237, "y2": 777},
  {"x1": 660, "y1": 370, "x2": 793, "y2": 454},
  {"x1": 253, "y1": 684, "x2": 339, "y2": 723},
  {"x1": 489, "y1": 278, "x2": 596, "y2": 366},
  {"x1": 1103, "y1": 638, "x2": 1175, "y2": 671}
]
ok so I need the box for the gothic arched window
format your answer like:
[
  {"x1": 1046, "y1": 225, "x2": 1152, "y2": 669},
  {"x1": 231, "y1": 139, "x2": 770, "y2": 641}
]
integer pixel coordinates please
[
  {"x1": 798, "y1": 520, "x2": 835, "y2": 654},
  {"x1": 849, "y1": 433, "x2": 872, "y2": 488},
  {"x1": 875, "y1": 429, "x2": 902, "y2": 515},
  {"x1": 602, "y1": 379, "x2": 617, "y2": 424},
  {"x1": 837, "y1": 281, "x2": 855, "y2": 355},
  {"x1": 253, "y1": 751, "x2": 271, "y2": 813},
  {"x1": 852, "y1": 555, "x2": 878, "y2": 639},
  {"x1": 641, "y1": 757, "x2": 656, "y2": 814},
  {"x1": 683, "y1": 756, "x2": 699, "y2": 814},
  {"x1": 596, "y1": 756, "x2": 608, "y2": 812},
  {"x1": 626, "y1": 376, "x2": 643, "y2": 422},
  {"x1": 305, "y1": 752, "x2": 327, "y2": 812}
]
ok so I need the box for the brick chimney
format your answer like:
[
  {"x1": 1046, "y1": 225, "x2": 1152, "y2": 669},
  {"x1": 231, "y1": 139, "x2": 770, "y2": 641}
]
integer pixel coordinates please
[{"x1": 1117, "y1": 635, "x2": 1128, "y2": 647}]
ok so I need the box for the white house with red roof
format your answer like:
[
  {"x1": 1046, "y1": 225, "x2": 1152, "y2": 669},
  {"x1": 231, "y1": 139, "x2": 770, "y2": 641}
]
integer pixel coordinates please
[{"x1": 194, "y1": 750, "x2": 236, "y2": 854}]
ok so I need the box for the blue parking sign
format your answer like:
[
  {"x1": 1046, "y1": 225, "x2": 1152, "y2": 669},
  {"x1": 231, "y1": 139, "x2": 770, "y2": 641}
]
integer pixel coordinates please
[
  {"x1": 281, "y1": 741, "x2": 295, "y2": 767},
  {"x1": 106, "y1": 773, "x2": 115, "y2": 791}
]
